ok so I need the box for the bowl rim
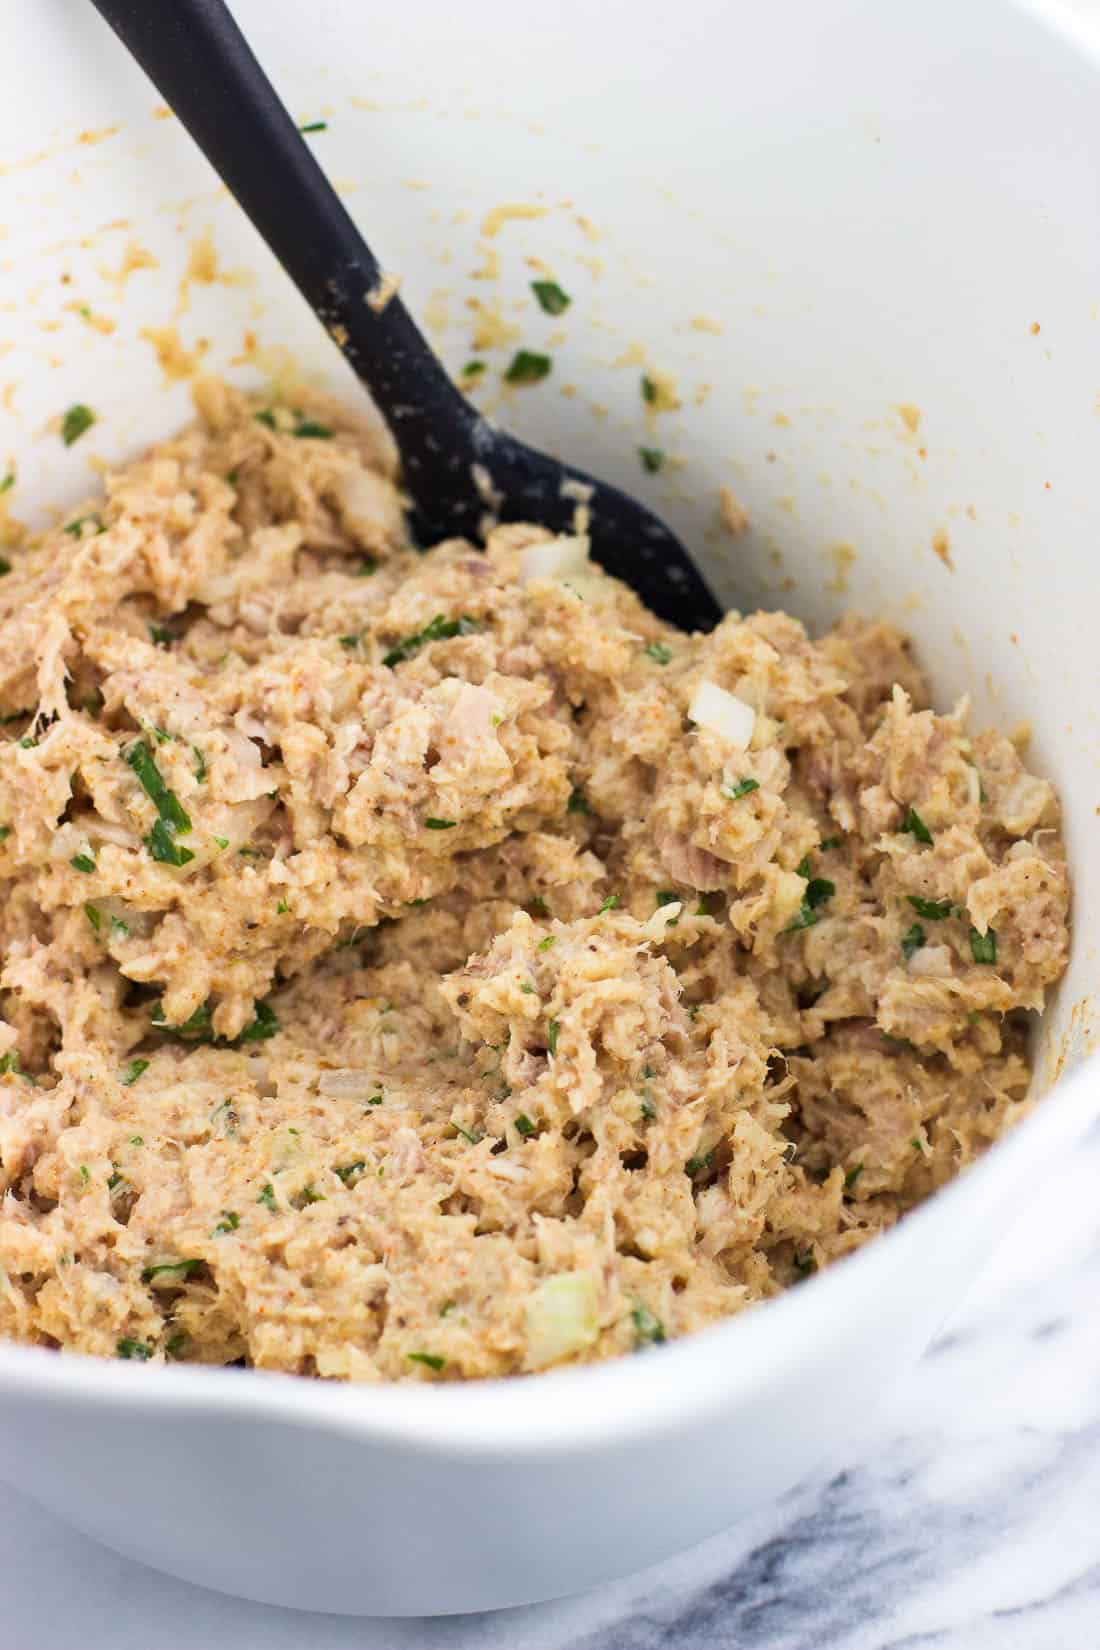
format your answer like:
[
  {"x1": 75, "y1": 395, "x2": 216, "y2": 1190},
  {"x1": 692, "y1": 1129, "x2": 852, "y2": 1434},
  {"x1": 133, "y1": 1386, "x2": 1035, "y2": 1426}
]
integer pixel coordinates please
[{"x1": 0, "y1": 1044, "x2": 1093, "y2": 1456}]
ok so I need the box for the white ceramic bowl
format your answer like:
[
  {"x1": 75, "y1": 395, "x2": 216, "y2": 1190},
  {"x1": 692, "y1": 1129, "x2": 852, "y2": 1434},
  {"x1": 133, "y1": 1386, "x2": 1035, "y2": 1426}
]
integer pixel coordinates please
[{"x1": 1, "y1": 0, "x2": 1098, "y2": 1616}]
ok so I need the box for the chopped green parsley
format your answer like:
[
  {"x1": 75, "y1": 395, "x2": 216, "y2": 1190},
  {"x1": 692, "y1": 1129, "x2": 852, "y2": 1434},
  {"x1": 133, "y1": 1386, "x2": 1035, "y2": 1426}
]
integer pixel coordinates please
[
  {"x1": 236, "y1": 1000, "x2": 280, "y2": 1043},
  {"x1": 382, "y1": 613, "x2": 479, "y2": 668},
  {"x1": 63, "y1": 514, "x2": 104, "y2": 537},
  {"x1": 125, "y1": 741, "x2": 191, "y2": 834},
  {"x1": 407, "y1": 1351, "x2": 445, "y2": 1371},
  {"x1": 334, "y1": 1161, "x2": 365, "y2": 1185},
  {"x1": 531, "y1": 279, "x2": 571, "y2": 315},
  {"x1": 147, "y1": 818, "x2": 195, "y2": 866},
  {"x1": 723, "y1": 777, "x2": 760, "y2": 801},
  {"x1": 116, "y1": 1338, "x2": 153, "y2": 1360},
  {"x1": 141, "y1": 1258, "x2": 201, "y2": 1285},
  {"x1": 150, "y1": 1000, "x2": 212, "y2": 1038},
  {"x1": 631, "y1": 1303, "x2": 666, "y2": 1347},
  {"x1": 900, "y1": 807, "x2": 933, "y2": 845},
  {"x1": 901, "y1": 922, "x2": 927, "y2": 960},
  {"x1": 906, "y1": 895, "x2": 955, "y2": 921},
  {"x1": 785, "y1": 878, "x2": 835, "y2": 932},
  {"x1": 504, "y1": 350, "x2": 552, "y2": 385},
  {"x1": 61, "y1": 403, "x2": 95, "y2": 446}
]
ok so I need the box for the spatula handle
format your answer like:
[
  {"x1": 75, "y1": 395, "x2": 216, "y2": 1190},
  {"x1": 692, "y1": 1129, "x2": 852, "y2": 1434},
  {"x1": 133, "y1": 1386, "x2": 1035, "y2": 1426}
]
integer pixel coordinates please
[{"x1": 89, "y1": 0, "x2": 480, "y2": 533}]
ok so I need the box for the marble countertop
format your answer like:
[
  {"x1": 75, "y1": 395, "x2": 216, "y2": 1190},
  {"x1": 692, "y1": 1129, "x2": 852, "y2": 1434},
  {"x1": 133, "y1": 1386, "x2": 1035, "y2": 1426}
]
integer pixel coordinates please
[{"x1": 3, "y1": 1118, "x2": 1098, "y2": 1650}]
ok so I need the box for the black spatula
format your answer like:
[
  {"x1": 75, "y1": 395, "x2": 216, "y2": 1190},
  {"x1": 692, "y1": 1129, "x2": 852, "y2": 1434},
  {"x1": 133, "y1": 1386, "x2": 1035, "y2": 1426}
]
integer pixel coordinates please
[{"x1": 88, "y1": 0, "x2": 722, "y2": 631}]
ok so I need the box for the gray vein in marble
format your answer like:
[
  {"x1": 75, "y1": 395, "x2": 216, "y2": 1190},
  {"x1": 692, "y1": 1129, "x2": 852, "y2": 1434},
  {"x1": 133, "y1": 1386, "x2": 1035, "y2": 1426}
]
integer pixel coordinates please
[{"x1": 576, "y1": 1420, "x2": 1100, "y2": 1650}]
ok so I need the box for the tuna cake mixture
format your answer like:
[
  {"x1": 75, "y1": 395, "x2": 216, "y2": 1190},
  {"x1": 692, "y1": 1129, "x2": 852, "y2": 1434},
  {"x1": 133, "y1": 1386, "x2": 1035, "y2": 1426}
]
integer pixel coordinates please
[{"x1": 0, "y1": 382, "x2": 1070, "y2": 1379}]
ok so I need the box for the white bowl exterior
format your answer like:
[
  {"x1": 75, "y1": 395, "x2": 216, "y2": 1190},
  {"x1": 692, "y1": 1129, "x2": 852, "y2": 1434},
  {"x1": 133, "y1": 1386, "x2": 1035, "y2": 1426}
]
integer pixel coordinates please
[{"x1": 0, "y1": 0, "x2": 1098, "y2": 1613}]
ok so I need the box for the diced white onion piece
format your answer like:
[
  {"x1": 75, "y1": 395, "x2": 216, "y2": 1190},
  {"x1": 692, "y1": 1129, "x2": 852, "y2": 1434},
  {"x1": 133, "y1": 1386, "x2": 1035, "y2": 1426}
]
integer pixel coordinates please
[
  {"x1": 525, "y1": 1271, "x2": 599, "y2": 1369},
  {"x1": 519, "y1": 535, "x2": 590, "y2": 586},
  {"x1": 335, "y1": 468, "x2": 405, "y2": 550},
  {"x1": 999, "y1": 774, "x2": 1052, "y2": 835},
  {"x1": 908, "y1": 944, "x2": 953, "y2": 978},
  {"x1": 643, "y1": 902, "x2": 682, "y2": 938},
  {"x1": 223, "y1": 729, "x2": 263, "y2": 770},
  {"x1": 317, "y1": 1069, "x2": 375, "y2": 1098},
  {"x1": 485, "y1": 1156, "x2": 527, "y2": 1182},
  {"x1": 87, "y1": 820, "x2": 141, "y2": 850},
  {"x1": 231, "y1": 713, "x2": 268, "y2": 744},
  {"x1": 315, "y1": 1345, "x2": 378, "y2": 1381},
  {"x1": 1005, "y1": 838, "x2": 1039, "y2": 862},
  {"x1": 51, "y1": 826, "x2": 95, "y2": 863},
  {"x1": 687, "y1": 681, "x2": 756, "y2": 749},
  {"x1": 562, "y1": 571, "x2": 612, "y2": 607}
]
